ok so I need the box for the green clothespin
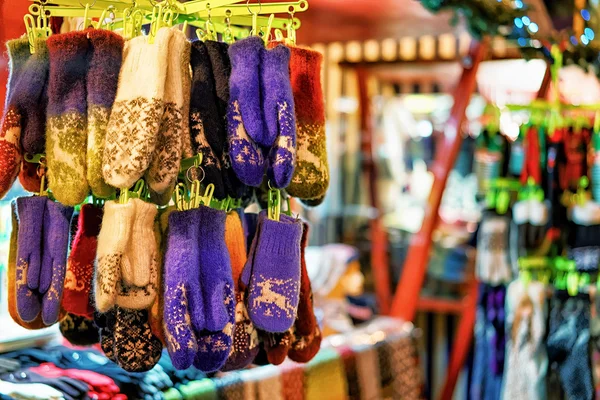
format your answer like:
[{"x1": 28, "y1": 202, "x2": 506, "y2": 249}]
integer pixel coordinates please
[{"x1": 267, "y1": 186, "x2": 281, "y2": 221}]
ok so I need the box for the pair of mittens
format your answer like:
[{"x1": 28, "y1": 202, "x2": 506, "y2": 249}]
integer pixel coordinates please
[
  {"x1": 96, "y1": 307, "x2": 162, "y2": 373},
  {"x1": 512, "y1": 199, "x2": 550, "y2": 257},
  {"x1": 227, "y1": 37, "x2": 296, "y2": 189},
  {"x1": 242, "y1": 211, "x2": 302, "y2": 333},
  {"x1": 62, "y1": 204, "x2": 103, "y2": 318},
  {"x1": 94, "y1": 199, "x2": 158, "y2": 313},
  {"x1": 0, "y1": 38, "x2": 48, "y2": 198},
  {"x1": 15, "y1": 196, "x2": 73, "y2": 326},
  {"x1": 163, "y1": 207, "x2": 235, "y2": 372}
]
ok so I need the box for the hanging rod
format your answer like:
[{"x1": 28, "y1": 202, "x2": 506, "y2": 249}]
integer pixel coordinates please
[
  {"x1": 182, "y1": 0, "x2": 243, "y2": 14},
  {"x1": 195, "y1": 1, "x2": 308, "y2": 17}
]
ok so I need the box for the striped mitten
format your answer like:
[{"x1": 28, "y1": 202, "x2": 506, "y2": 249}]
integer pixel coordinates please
[
  {"x1": 103, "y1": 28, "x2": 171, "y2": 190},
  {"x1": 46, "y1": 31, "x2": 90, "y2": 206}
]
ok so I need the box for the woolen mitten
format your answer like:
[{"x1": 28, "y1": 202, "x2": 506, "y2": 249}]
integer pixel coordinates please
[
  {"x1": 116, "y1": 198, "x2": 158, "y2": 310},
  {"x1": 17, "y1": 38, "x2": 49, "y2": 156},
  {"x1": 113, "y1": 306, "x2": 162, "y2": 373},
  {"x1": 19, "y1": 160, "x2": 43, "y2": 194},
  {"x1": 294, "y1": 222, "x2": 317, "y2": 336},
  {"x1": 0, "y1": 39, "x2": 31, "y2": 199},
  {"x1": 263, "y1": 330, "x2": 293, "y2": 365},
  {"x1": 86, "y1": 30, "x2": 123, "y2": 198},
  {"x1": 46, "y1": 31, "x2": 90, "y2": 206},
  {"x1": 94, "y1": 200, "x2": 135, "y2": 313},
  {"x1": 247, "y1": 212, "x2": 302, "y2": 332},
  {"x1": 62, "y1": 204, "x2": 102, "y2": 317},
  {"x1": 288, "y1": 325, "x2": 321, "y2": 363},
  {"x1": 59, "y1": 313, "x2": 100, "y2": 346},
  {"x1": 228, "y1": 38, "x2": 266, "y2": 187},
  {"x1": 228, "y1": 37, "x2": 266, "y2": 145},
  {"x1": 8, "y1": 200, "x2": 47, "y2": 329},
  {"x1": 476, "y1": 212, "x2": 513, "y2": 285},
  {"x1": 95, "y1": 310, "x2": 117, "y2": 362},
  {"x1": 282, "y1": 45, "x2": 329, "y2": 200},
  {"x1": 146, "y1": 29, "x2": 186, "y2": 200},
  {"x1": 206, "y1": 40, "x2": 249, "y2": 200},
  {"x1": 163, "y1": 209, "x2": 202, "y2": 370},
  {"x1": 149, "y1": 218, "x2": 166, "y2": 344},
  {"x1": 189, "y1": 40, "x2": 226, "y2": 199},
  {"x1": 41, "y1": 199, "x2": 74, "y2": 325},
  {"x1": 15, "y1": 196, "x2": 46, "y2": 322},
  {"x1": 262, "y1": 45, "x2": 296, "y2": 189},
  {"x1": 221, "y1": 211, "x2": 260, "y2": 371},
  {"x1": 194, "y1": 207, "x2": 235, "y2": 372},
  {"x1": 103, "y1": 28, "x2": 171, "y2": 189}
]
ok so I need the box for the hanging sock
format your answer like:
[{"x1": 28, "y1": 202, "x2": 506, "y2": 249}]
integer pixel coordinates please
[
  {"x1": 189, "y1": 40, "x2": 227, "y2": 199},
  {"x1": 86, "y1": 30, "x2": 123, "y2": 199},
  {"x1": 62, "y1": 204, "x2": 102, "y2": 318},
  {"x1": 279, "y1": 45, "x2": 329, "y2": 201},
  {"x1": 0, "y1": 39, "x2": 31, "y2": 199},
  {"x1": 227, "y1": 38, "x2": 266, "y2": 187},
  {"x1": 94, "y1": 200, "x2": 135, "y2": 313},
  {"x1": 59, "y1": 313, "x2": 100, "y2": 346},
  {"x1": 221, "y1": 210, "x2": 260, "y2": 371},
  {"x1": 163, "y1": 209, "x2": 202, "y2": 370},
  {"x1": 246, "y1": 212, "x2": 303, "y2": 333},
  {"x1": 103, "y1": 28, "x2": 171, "y2": 190},
  {"x1": 46, "y1": 31, "x2": 91, "y2": 206},
  {"x1": 116, "y1": 199, "x2": 159, "y2": 310},
  {"x1": 40, "y1": 199, "x2": 74, "y2": 325},
  {"x1": 146, "y1": 29, "x2": 188, "y2": 203},
  {"x1": 262, "y1": 45, "x2": 297, "y2": 189}
]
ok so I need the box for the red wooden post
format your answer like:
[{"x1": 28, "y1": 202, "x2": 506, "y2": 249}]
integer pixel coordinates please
[
  {"x1": 356, "y1": 66, "x2": 392, "y2": 315},
  {"x1": 390, "y1": 38, "x2": 490, "y2": 322}
]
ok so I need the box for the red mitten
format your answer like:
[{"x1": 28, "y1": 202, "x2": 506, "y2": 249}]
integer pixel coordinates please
[{"x1": 62, "y1": 204, "x2": 103, "y2": 317}]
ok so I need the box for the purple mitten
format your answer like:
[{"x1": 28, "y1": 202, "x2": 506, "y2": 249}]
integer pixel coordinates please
[
  {"x1": 197, "y1": 206, "x2": 234, "y2": 331},
  {"x1": 227, "y1": 40, "x2": 266, "y2": 188},
  {"x1": 163, "y1": 209, "x2": 202, "y2": 370},
  {"x1": 228, "y1": 37, "x2": 266, "y2": 146},
  {"x1": 41, "y1": 199, "x2": 74, "y2": 325},
  {"x1": 262, "y1": 45, "x2": 297, "y2": 189},
  {"x1": 193, "y1": 304, "x2": 235, "y2": 373},
  {"x1": 15, "y1": 196, "x2": 46, "y2": 322},
  {"x1": 247, "y1": 212, "x2": 302, "y2": 332}
]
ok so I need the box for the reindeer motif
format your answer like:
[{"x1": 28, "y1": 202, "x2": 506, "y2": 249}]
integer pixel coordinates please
[{"x1": 252, "y1": 278, "x2": 296, "y2": 318}]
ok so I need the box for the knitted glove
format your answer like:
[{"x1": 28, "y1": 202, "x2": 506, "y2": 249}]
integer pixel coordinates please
[
  {"x1": 62, "y1": 204, "x2": 103, "y2": 317},
  {"x1": 103, "y1": 28, "x2": 171, "y2": 189},
  {"x1": 15, "y1": 196, "x2": 46, "y2": 322},
  {"x1": 189, "y1": 40, "x2": 226, "y2": 199},
  {"x1": 227, "y1": 38, "x2": 266, "y2": 187},
  {"x1": 262, "y1": 45, "x2": 296, "y2": 189},
  {"x1": 146, "y1": 29, "x2": 187, "y2": 201},
  {"x1": 163, "y1": 209, "x2": 202, "y2": 370},
  {"x1": 247, "y1": 212, "x2": 302, "y2": 332},
  {"x1": 86, "y1": 29, "x2": 123, "y2": 198},
  {"x1": 46, "y1": 31, "x2": 90, "y2": 206},
  {"x1": 40, "y1": 199, "x2": 74, "y2": 325},
  {"x1": 0, "y1": 39, "x2": 31, "y2": 198},
  {"x1": 94, "y1": 200, "x2": 135, "y2": 313},
  {"x1": 116, "y1": 198, "x2": 159, "y2": 310}
]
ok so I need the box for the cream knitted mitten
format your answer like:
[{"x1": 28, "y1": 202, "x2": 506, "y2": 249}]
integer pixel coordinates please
[
  {"x1": 103, "y1": 28, "x2": 171, "y2": 190},
  {"x1": 146, "y1": 29, "x2": 187, "y2": 201}
]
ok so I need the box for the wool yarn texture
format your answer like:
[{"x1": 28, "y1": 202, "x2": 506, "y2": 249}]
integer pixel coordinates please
[
  {"x1": 46, "y1": 31, "x2": 90, "y2": 206},
  {"x1": 113, "y1": 306, "x2": 162, "y2": 372},
  {"x1": 86, "y1": 30, "x2": 123, "y2": 198},
  {"x1": 59, "y1": 313, "x2": 100, "y2": 346},
  {"x1": 0, "y1": 38, "x2": 31, "y2": 199},
  {"x1": 103, "y1": 28, "x2": 171, "y2": 190}
]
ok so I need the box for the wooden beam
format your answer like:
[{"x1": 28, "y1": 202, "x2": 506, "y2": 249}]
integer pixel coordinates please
[{"x1": 390, "y1": 37, "x2": 490, "y2": 322}]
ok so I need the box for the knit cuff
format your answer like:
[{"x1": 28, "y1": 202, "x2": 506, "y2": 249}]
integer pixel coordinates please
[
  {"x1": 16, "y1": 196, "x2": 46, "y2": 234},
  {"x1": 229, "y1": 36, "x2": 263, "y2": 69},
  {"x1": 289, "y1": 46, "x2": 325, "y2": 125},
  {"x1": 6, "y1": 37, "x2": 31, "y2": 74},
  {"x1": 44, "y1": 199, "x2": 74, "y2": 226},
  {"x1": 78, "y1": 204, "x2": 104, "y2": 237},
  {"x1": 87, "y1": 29, "x2": 124, "y2": 108},
  {"x1": 197, "y1": 205, "x2": 226, "y2": 238},
  {"x1": 258, "y1": 216, "x2": 303, "y2": 257},
  {"x1": 131, "y1": 198, "x2": 158, "y2": 233},
  {"x1": 100, "y1": 201, "x2": 135, "y2": 253}
]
